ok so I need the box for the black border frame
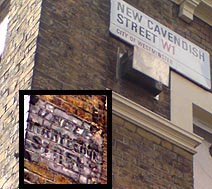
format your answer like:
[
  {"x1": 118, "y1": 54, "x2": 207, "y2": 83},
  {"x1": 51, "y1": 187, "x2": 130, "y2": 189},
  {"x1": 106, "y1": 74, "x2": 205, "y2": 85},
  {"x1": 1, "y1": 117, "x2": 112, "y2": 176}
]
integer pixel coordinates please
[{"x1": 19, "y1": 90, "x2": 112, "y2": 189}]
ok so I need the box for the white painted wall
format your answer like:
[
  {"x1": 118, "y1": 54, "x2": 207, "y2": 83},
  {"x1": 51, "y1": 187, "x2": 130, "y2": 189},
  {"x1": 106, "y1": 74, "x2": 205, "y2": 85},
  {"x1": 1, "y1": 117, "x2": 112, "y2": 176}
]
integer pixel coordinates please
[
  {"x1": 170, "y1": 71, "x2": 212, "y2": 189},
  {"x1": 24, "y1": 95, "x2": 30, "y2": 140},
  {"x1": 0, "y1": 16, "x2": 8, "y2": 56},
  {"x1": 171, "y1": 71, "x2": 212, "y2": 132},
  {"x1": 194, "y1": 140, "x2": 212, "y2": 189}
]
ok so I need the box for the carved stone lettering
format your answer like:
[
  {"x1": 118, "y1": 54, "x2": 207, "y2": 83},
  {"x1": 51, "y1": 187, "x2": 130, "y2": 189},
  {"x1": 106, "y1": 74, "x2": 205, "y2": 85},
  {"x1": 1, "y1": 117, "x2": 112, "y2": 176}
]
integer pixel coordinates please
[
  {"x1": 25, "y1": 98, "x2": 104, "y2": 184},
  {"x1": 31, "y1": 136, "x2": 41, "y2": 150}
]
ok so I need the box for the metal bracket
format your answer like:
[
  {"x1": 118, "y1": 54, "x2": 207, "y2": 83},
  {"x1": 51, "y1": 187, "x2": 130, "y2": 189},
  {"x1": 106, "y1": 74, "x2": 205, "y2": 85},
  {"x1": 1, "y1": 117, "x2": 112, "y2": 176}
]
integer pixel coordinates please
[{"x1": 115, "y1": 46, "x2": 169, "y2": 96}]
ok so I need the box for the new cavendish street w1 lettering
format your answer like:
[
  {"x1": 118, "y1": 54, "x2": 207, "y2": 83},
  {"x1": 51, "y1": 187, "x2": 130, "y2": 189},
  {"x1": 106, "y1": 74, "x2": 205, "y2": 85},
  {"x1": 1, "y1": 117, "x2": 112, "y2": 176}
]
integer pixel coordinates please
[{"x1": 110, "y1": 0, "x2": 211, "y2": 89}]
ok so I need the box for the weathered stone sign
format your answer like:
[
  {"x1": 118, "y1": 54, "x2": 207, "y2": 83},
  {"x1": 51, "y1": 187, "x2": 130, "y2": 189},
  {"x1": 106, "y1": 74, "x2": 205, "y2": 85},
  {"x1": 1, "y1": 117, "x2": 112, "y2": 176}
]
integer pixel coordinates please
[{"x1": 25, "y1": 98, "x2": 103, "y2": 184}]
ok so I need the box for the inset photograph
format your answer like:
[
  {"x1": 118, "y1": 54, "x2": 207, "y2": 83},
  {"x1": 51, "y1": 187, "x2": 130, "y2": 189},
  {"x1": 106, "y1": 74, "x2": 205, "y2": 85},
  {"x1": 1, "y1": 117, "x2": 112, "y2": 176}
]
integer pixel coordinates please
[{"x1": 19, "y1": 90, "x2": 112, "y2": 188}]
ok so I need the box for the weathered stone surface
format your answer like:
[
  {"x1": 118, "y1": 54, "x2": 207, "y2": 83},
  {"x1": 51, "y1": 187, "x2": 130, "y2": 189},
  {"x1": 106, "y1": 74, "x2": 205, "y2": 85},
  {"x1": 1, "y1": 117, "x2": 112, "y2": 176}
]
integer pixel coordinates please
[{"x1": 24, "y1": 95, "x2": 107, "y2": 184}]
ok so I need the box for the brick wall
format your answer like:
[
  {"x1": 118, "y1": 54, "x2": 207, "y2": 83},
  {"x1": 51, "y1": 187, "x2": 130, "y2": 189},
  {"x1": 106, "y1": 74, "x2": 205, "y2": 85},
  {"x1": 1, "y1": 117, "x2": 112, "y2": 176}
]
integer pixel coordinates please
[
  {"x1": 0, "y1": 0, "x2": 42, "y2": 188},
  {"x1": 31, "y1": 0, "x2": 212, "y2": 119},
  {"x1": 32, "y1": 0, "x2": 212, "y2": 118},
  {"x1": 25, "y1": 1, "x2": 211, "y2": 188},
  {"x1": 31, "y1": 0, "x2": 169, "y2": 118},
  {"x1": 0, "y1": 0, "x2": 211, "y2": 188},
  {"x1": 112, "y1": 114, "x2": 193, "y2": 189},
  {"x1": 24, "y1": 95, "x2": 107, "y2": 184}
]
